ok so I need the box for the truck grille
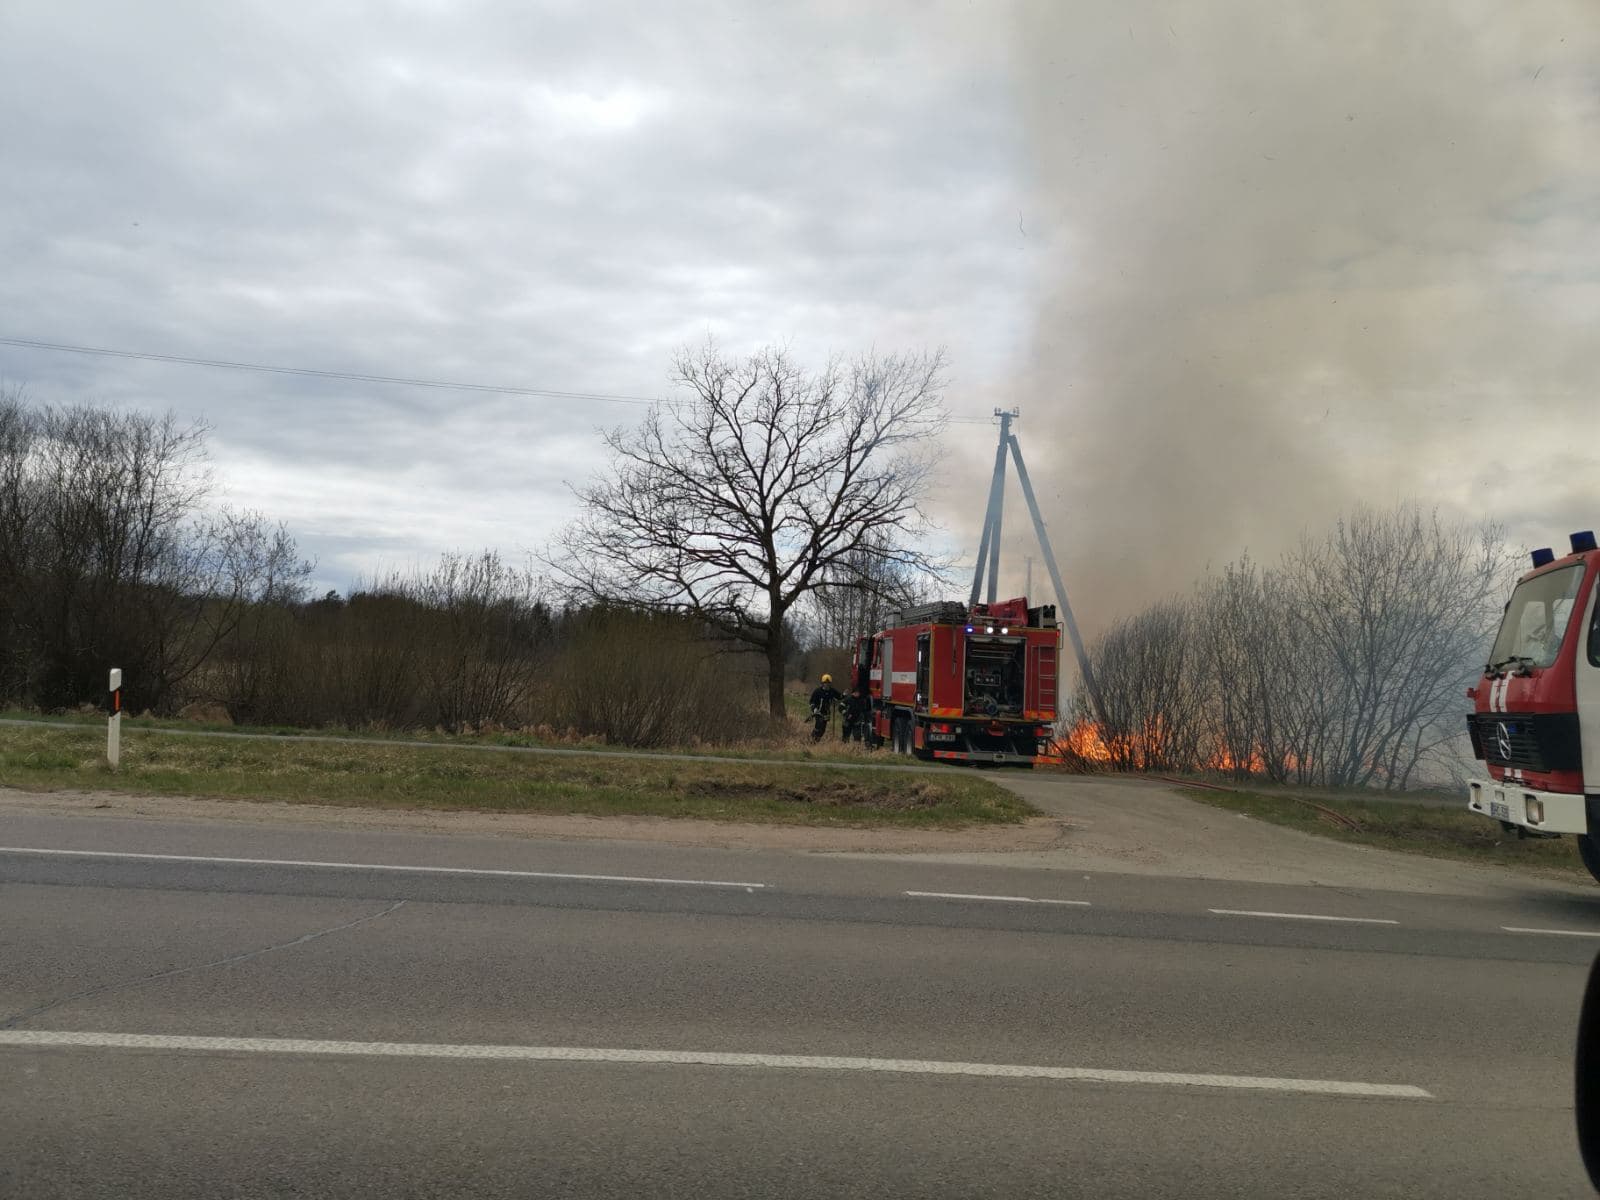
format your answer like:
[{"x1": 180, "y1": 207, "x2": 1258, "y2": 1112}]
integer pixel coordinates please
[{"x1": 1467, "y1": 711, "x2": 1582, "y2": 773}]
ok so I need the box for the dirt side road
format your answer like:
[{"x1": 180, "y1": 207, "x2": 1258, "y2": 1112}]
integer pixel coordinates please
[{"x1": 850, "y1": 771, "x2": 1589, "y2": 898}]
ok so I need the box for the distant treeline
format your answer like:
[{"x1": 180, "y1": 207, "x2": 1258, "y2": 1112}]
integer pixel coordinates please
[
  {"x1": 1066, "y1": 504, "x2": 1516, "y2": 789},
  {"x1": 0, "y1": 394, "x2": 774, "y2": 746}
]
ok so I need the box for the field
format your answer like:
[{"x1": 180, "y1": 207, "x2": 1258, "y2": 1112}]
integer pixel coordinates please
[
  {"x1": 0, "y1": 723, "x2": 1030, "y2": 828},
  {"x1": 0, "y1": 707, "x2": 874, "y2": 764}
]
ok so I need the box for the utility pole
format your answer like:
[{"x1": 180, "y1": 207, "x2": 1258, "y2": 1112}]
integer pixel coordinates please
[
  {"x1": 969, "y1": 408, "x2": 1016, "y2": 607},
  {"x1": 1006, "y1": 432, "x2": 1105, "y2": 726},
  {"x1": 966, "y1": 409, "x2": 1106, "y2": 726}
]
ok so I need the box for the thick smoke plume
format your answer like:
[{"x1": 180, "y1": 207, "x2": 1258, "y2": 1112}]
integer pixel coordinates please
[{"x1": 1004, "y1": 2, "x2": 1599, "y2": 629}]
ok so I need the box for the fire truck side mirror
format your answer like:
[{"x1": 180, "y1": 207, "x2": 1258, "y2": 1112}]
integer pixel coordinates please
[{"x1": 1575, "y1": 950, "x2": 1600, "y2": 1191}]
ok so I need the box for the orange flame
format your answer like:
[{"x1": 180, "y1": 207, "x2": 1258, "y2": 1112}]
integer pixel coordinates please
[
  {"x1": 1052, "y1": 718, "x2": 1299, "y2": 777},
  {"x1": 1059, "y1": 718, "x2": 1117, "y2": 764}
]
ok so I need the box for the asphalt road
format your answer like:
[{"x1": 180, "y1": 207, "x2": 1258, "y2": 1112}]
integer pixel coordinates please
[{"x1": 4, "y1": 808, "x2": 1600, "y2": 1197}]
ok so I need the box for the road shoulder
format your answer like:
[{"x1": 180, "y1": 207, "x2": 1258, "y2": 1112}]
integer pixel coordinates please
[
  {"x1": 0, "y1": 786, "x2": 1065, "y2": 854},
  {"x1": 6, "y1": 774, "x2": 1593, "y2": 901}
]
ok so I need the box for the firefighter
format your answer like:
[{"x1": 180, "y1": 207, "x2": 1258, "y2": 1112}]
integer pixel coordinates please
[
  {"x1": 840, "y1": 689, "x2": 867, "y2": 743},
  {"x1": 809, "y1": 674, "x2": 841, "y2": 742}
]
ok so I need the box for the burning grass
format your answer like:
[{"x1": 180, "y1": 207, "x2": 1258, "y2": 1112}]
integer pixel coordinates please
[
  {"x1": 0, "y1": 724, "x2": 1030, "y2": 828},
  {"x1": 1050, "y1": 717, "x2": 1308, "y2": 778}
]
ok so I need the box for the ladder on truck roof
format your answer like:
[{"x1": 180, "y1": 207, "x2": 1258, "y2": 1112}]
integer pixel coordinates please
[
  {"x1": 891, "y1": 600, "x2": 968, "y2": 626},
  {"x1": 970, "y1": 409, "x2": 1105, "y2": 726}
]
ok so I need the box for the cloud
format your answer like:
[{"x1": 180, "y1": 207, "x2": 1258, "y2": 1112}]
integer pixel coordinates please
[
  {"x1": 6, "y1": 0, "x2": 1595, "y2": 628},
  {"x1": 1, "y1": 0, "x2": 1029, "y2": 585}
]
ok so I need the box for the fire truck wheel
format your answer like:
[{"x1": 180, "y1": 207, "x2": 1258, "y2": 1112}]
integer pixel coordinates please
[{"x1": 1578, "y1": 835, "x2": 1600, "y2": 886}]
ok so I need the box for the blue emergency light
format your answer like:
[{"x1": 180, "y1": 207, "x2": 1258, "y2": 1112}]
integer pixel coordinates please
[
  {"x1": 1572, "y1": 531, "x2": 1598, "y2": 554},
  {"x1": 1532, "y1": 547, "x2": 1556, "y2": 568}
]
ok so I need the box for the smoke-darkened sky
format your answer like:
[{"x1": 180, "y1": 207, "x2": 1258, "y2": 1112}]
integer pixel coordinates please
[
  {"x1": 1012, "y1": 2, "x2": 1600, "y2": 620},
  {"x1": 3, "y1": 2, "x2": 1596, "y2": 626}
]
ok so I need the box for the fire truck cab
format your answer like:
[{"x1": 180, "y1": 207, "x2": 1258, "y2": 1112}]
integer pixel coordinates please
[
  {"x1": 854, "y1": 596, "x2": 1060, "y2": 766},
  {"x1": 1465, "y1": 530, "x2": 1600, "y2": 881}
]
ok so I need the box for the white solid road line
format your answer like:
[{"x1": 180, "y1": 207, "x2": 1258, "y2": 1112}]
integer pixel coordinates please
[
  {"x1": 1501, "y1": 926, "x2": 1600, "y2": 938},
  {"x1": 0, "y1": 845, "x2": 766, "y2": 890},
  {"x1": 0, "y1": 1031, "x2": 1432, "y2": 1098},
  {"x1": 1208, "y1": 908, "x2": 1399, "y2": 926},
  {"x1": 905, "y1": 891, "x2": 1091, "y2": 906}
]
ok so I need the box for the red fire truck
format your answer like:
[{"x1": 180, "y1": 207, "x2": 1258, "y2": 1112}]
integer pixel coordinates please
[
  {"x1": 852, "y1": 596, "x2": 1061, "y2": 766},
  {"x1": 1465, "y1": 529, "x2": 1600, "y2": 881}
]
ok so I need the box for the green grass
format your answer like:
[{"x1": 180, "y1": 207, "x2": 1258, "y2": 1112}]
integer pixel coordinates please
[
  {"x1": 0, "y1": 724, "x2": 1031, "y2": 828},
  {"x1": 1184, "y1": 785, "x2": 1592, "y2": 880}
]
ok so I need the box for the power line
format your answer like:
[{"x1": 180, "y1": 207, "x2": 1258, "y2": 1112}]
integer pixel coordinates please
[
  {"x1": 0, "y1": 333, "x2": 1002, "y2": 425},
  {"x1": 0, "y1": 335, "x2": 664, "y2": 407}
]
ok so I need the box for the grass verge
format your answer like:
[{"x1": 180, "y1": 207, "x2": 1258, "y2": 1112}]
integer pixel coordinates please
[
  {"x1": 0, "y1": 708, "x2": 878, "y2": 766},
  {"x1": 0, "y1": 725, "x2": 1030, "y2": 828},
  {"x1": 1184, "y1": 785, "x2": 1591, "y2": 880}
]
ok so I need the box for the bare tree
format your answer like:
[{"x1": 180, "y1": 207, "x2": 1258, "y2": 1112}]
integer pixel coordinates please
[
  {"x1": 1195, "y1": 560, "x2": 1269, "y2": 779},
  {"x1": 802, "y1": 531, "x2": 926, "y2": 653},
  {"x1": 414, "y1": 551, "x2": 549, "y2": 732},
  {"x1": 1072, "y1": 503, "x2": 1515, "y2": 790},
  {"x1": 555, "y1": 342, "x2": 947, "y2": 721},
  {"x1": 0, "y1": 394, "x2": 311, "y2": 712},
  {"x1": 1086, "y1": 599, "x2": 1204, "y2": 771},
  {"x1": 1282, "y1": 505, "x2": 1513, "y2": 788}
]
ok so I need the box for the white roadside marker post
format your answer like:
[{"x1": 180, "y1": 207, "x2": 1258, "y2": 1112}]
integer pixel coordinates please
[{"x1": 107, "y1": 668, "x2": 122, "y2": 769}]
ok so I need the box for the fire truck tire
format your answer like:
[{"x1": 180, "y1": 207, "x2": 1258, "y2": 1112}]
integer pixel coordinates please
[{"x1": 1578, "y1": 835, "x2": 1600, "y2": 886}]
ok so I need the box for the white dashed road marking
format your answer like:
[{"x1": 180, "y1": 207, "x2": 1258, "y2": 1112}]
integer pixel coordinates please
[
  {"x1": 905, "y1": 891, "x2": 1090, "y2": 906},
  {"x1": 0, "y1": 1031, "x2": 1432, "y2": 1098},
  {"x1": 1501, "y1": 926, "x2": 1600, "y2": 938},
  {"x1": 1208, "y1": 908, "x2": 1399, "y2": 926},
  {"x1": 0, "y1": 846, "x2": 766, "y2": 890}
]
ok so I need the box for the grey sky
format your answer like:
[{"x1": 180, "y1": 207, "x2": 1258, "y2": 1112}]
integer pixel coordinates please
[
  {"x1": 2, "y1": 1, "x2": 1025, "y2": 591},
  {"x1": 3, "y1": 2, "x2": 1596, "y2": 629}
]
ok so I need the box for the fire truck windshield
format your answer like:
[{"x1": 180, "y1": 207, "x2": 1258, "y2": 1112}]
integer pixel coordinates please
[{"x1": 1486, "y1": 563, "x2": 1585, "y2": 671}]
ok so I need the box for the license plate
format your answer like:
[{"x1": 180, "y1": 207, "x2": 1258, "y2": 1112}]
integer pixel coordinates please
[{"x1": 1488, "y1": 799, "x2": 1512, "y2": 821}]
